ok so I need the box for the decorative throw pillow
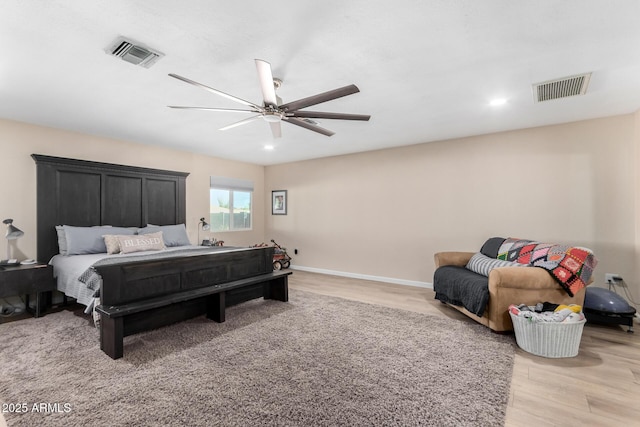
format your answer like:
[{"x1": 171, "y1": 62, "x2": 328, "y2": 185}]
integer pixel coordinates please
[
  {"x1": 102, "y1": 234, "x2": 135, "y2": 254},
  {"x1": 138, "y1": 224, "x2": 190, "y2": 247},
  {"x1": 480, "y1": 237, "x2": 506, "y2": 259},
  {"x1": 465, "y1": 252, "x2": 529, "y2": 277},
  {"x1": 117, "y1": 231, "x2": 166, "y2": 254}
]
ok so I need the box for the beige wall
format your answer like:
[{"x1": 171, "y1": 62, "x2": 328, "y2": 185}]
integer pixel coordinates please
[
  {"x1": 265, "y1": 115, "x2": 639, "y2": 302},
  {"x1": 0, "y1": 118, "x2": 265, "y2": 260},
  {"x1": 2, "y1": 114, "x2": 637, "y2": 304},
  {"x1": 635, "y1": 110, "x2": 640, "y2": 303}
]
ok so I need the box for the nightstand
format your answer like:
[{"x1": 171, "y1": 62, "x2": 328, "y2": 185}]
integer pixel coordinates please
[{"x1": 0, "y1": 263, "x2": 55, "y2": 318}]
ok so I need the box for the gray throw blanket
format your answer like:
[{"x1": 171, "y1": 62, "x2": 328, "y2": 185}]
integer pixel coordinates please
[{"x1": 433, "y1": 265, "x2": 490, "y2": 317}]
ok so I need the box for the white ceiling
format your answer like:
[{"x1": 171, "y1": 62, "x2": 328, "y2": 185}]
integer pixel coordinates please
[{"x1": 2, "y1": 1, "x2": 640, "y2": 166}]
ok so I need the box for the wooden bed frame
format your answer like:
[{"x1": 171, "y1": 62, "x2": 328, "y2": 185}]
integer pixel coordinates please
[{"x1": 32, "y1": 154, "x2": 289, "y2": 359}]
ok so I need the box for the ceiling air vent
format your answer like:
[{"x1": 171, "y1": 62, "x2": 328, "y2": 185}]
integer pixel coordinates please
[
  {"x1": 106, "y1": 37, "x2": 163, "y2": 68},
  {"x1": 532, "y1": 73, "x2": 591, "y2": 103}
]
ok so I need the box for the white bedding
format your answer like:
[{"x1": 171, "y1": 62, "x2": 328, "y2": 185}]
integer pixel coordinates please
[{"x1": 49, "y1": 246, "x2": 208, "y2": 310}]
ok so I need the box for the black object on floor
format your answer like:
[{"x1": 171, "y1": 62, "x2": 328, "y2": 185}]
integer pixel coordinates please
[{"x1": 583, "y1": 287, "x2": 636, "y2": 333}]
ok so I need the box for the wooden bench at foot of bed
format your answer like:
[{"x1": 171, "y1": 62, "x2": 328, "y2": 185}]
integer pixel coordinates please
[{"x1": 96, "y1": 270, "x2": 291, "y2": 359}]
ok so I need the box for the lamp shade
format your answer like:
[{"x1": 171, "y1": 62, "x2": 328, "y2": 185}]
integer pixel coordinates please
[
  {"x1": 3, "y1": 219, "x2": 24, "y2": 240},
  {"x1": 199, "y1": 217, "x2": 210, "y2": 231}
]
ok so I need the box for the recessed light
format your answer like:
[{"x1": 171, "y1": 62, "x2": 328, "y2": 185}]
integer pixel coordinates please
[
  {"x1": 489, "y1": 98, "x2": 507, "y2": 107},
  {"x1": 264, "y1": 145, "x2": 274, "y2": 150}
]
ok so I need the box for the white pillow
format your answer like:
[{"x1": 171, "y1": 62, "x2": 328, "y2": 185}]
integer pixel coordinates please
[{"x1": 56, "y1": 225, "x2": 68, "y2": 255}]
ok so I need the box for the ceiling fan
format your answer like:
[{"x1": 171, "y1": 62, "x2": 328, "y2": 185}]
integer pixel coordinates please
[{"x1": 168, "y1": 59, "x2": 370, "y2": 138}]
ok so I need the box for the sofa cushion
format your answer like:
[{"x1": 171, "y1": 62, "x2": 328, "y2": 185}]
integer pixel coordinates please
[
  {"x1": 480, "y1": 237, "x2": 506, "y2": 258},
  {"x1": 433, "y1": 265, "x2": 490, "y2": 317},
  {"x1": 466, "y1": 252, "x2": 529, "y2": 277}
]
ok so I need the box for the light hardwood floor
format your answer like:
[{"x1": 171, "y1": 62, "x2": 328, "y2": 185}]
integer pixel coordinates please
[{"x1": 289, "y1": 270, "x2": 640, "y2": 427}]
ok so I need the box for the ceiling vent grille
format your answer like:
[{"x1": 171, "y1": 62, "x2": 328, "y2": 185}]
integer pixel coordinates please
[
  {"x1": 106, "y1": 37, "x2": 163, "y2": 68},
  {"x1": 533, "y1": 73, "x2": 591, "y2": 103}
]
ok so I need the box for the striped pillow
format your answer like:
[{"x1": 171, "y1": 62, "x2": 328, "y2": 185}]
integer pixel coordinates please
[{"x1": 465, "y1": 252, "x2": 529, "y2": 277}]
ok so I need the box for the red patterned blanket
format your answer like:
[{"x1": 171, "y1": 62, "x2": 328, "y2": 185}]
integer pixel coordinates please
[{"x1": 497, "y1": 238, "x2": 597, "y2": 297}]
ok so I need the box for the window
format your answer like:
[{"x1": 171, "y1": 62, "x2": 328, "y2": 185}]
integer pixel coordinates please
[{"x1": 209, "y1": 176, "x2": 253, "y2": 231}]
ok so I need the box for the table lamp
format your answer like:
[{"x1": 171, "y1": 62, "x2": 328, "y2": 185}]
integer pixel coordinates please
[
  {"x1": 4, "y1": 218, "x2": 24, "y2": 259},
  {"x1": 198, "y1": 217, "x2": 210, "y2": 245}
]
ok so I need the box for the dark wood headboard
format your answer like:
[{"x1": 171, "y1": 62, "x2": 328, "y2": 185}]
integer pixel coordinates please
[{"x1": 32, "y1": 154, "x2": 189, "y2": 263}]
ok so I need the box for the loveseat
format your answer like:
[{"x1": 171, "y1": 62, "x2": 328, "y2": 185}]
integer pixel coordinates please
[{"x1": 433, "y1": 237, "x2": 595, "y2": 332}]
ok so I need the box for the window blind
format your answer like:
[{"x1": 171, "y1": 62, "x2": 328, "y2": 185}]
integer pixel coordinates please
[{"x1": 210, "y1": 176, "x2": 254, "y2": 192}]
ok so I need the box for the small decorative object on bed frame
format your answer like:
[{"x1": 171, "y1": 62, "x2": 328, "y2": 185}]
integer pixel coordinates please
[{"x1": 272, "y1": 190, "x2": 287, "y2": 215}]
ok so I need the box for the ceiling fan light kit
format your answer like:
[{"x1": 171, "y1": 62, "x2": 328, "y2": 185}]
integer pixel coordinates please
[
  {"x1": 168, "y1": 59, "x2": 370, "y2": 138},
  {"x1": 263, "y1": 112, "x2": 282, "y2": 123}
]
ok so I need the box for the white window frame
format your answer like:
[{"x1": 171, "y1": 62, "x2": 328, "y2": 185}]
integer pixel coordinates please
[{"x1": 209, "y1": 176, "x2": 254, "y2": 232}]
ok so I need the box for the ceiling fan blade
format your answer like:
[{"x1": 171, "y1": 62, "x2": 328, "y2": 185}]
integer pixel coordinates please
[
  {"x1": 269, "y1": 121, "x2": 282, "y2": 138},
  {"x1": 255, "y1": 59, "x2": 278, "y2": 107},
  {"x1": 288, "y1": 111, "x2": 371, "y2": 121},
  {"x1": 283, "y1": 117, "x2": 335, "y2": 137},
  {"x1": 219, "y1": 115, "x2": 262, "y2": 131},
  {"x1": 168, "y1": 106, "x2": 260, "y2": 113},
  {"x1": 168, "y1": 73, "x2": 263, "y2": 110},
  {"x1": 279, "y1": 84, "x2": 361, "y2": 112}
]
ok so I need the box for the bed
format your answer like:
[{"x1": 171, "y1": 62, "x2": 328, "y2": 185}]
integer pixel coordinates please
[
  {"x1": 32, "y1": 154, "x2": 288, "y2": 359},
  {"x1": 50, "y1": 245, "x2": 224, "y2": 312}
]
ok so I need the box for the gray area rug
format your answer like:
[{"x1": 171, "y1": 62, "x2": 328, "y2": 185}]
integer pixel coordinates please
[{"x1": 0, "y1": 289, "x2": 515, "y2": 426}]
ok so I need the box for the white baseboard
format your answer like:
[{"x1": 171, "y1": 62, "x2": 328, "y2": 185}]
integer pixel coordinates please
[{"x1": 290, "y1": 265, "x2": 433, "y2": 289}]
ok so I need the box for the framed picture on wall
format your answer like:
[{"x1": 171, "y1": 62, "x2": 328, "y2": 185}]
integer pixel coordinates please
[{"x1": 272, "y1": 190, "x2": 287, "y2": 215}]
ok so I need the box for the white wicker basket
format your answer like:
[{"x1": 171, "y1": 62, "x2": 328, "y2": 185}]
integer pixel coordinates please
[{"x1": 509, "y1": 312, "x2": 586, "y2": 358}]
